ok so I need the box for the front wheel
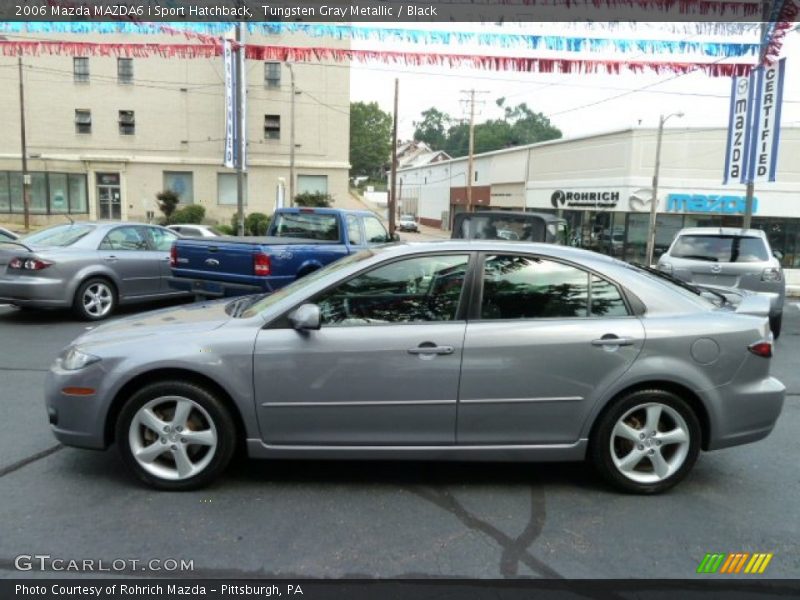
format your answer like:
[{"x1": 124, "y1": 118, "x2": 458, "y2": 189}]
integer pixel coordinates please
[
  {"x1": 590, "y1": 389, "x2": 700, "y2": 494},
  {"x1": 116, "y1": 381, "x2": 236, "y2": 490}
]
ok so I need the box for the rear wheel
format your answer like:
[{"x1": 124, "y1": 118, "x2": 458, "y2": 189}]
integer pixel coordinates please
[
  {"x1": 590, "y1": 389, "x2": 700, "y2": 494},
  {"x1": 116, "y1": 381, "x2": 236, "y2": 490},
  {"x1": 770, "y1": 313, "x2": 782, "y2": 340},
  {"x1": 73, "y1": 278, "x2": 116, "y2": 321}
]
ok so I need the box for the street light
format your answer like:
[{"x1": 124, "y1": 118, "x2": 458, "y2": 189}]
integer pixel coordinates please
[{"x1": 645, "y1": 111, "x2": 684, "y2": 266}]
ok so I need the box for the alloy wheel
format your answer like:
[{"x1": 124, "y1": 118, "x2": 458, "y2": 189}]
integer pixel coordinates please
[
  {"x1": 609, "y1": 402, "x2": 691, "y2": 484},
  {"x1": 82, "y1": 282, "x2": 114, "y2": 318},
  {"x1": 128, "y1": 396, "x2": 218, "y2": 481}
]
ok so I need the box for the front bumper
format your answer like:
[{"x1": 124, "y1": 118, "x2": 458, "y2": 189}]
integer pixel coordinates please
[
  {"x1": 45, "y1": 361, "x2": 111, "y2": 450},
  {"x1": 0, "y1": 274, "x2": 70, "y2": 307}
]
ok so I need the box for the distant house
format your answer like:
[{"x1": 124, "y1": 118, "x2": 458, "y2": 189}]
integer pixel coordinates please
[{"x1": 387, "y1": 141, "x2": 451, "y2": 177}]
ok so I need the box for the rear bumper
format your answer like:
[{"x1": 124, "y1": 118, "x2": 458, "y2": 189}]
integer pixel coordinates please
[
  {"x1": 0, "y1": 275, "x2": 70, "y2": 307},
  {"x1": 705, "y1": 376, "x2": 785, "y2": 451}
]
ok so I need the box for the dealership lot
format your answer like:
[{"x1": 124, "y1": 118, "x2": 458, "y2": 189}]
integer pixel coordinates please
[{"x1": 0, "y1": 301, "x2": 798, "y2": 579}]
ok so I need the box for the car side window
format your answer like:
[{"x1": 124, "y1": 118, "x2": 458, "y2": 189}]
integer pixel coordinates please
[
  {"x1": 99, "y1": 226, "x2": 148, "y2": 251},
  {"x1": 147, "y1": 227, "x2": 179, "y2": 252},
  {"x1": 314, "y1": 254, "x2": 470, "y2": 326},
  {"x1": 480, "y1": 255, "x2": 628, "y2": 319},
  {"x1": 346, "y1": 215, "x2": 363, "y2": 246},
  {"x1": 363, "y1": 216, "x2": 389, "y2": 244}
]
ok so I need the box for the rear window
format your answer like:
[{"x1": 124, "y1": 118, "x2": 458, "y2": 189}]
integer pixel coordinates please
[
  {"x1": 670, "y1": 235, "x2": 769, "y2": 263},
  {"x1": 272, "y1": 213, "x2": 340, "y2": 241},
  {"x1": 456, "y1": 214, "x2": 545, "y2": 241},
  {"x1": 21, "y1": 224, "x2": 95, "y2": 247}
]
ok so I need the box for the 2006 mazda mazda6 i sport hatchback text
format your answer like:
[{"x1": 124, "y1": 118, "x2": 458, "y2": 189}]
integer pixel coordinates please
[{"x1": 45, "y1": 241, "x2": 785, "y2": 494}]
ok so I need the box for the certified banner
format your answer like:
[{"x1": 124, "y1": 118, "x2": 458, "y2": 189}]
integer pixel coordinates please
[
  {"x1": 223, "y1": 39, "x2": 235, "y2": 169},
  {"x1": 723, "y1": 73, "x2": 752, "y2": 184},
  {"x1": 747, "y1": 58, "x2": 787, "y2": 183}
]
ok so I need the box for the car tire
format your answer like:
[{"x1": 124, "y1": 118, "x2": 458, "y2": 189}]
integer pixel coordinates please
[
  {"x1": 73, "y1": 277, "x2": 117, "y2": 321},
  {"x1": 590, "y1": 389, "x2": 701, "y2": 494},
  {"x1": 116, "y1": 381, "x2": 236, "y2": 491},
  {"x1": 770, "y1": 313, "x2": 782, "y2": 340}
]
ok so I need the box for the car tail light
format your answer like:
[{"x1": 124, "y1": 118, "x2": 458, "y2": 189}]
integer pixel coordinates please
[
  {"x1": 253, "y1": 253, "x2": 271, "y2": 276},
  {"x1": 8, "y1": 257, "x2": 53, "y2": 271},
  {"x1": 170, "y1": 244, "x2": 178, "y2": 267},
  {"x1": 748, "y1": 341, "x2": 773, "y2": 358},
  {"x1": 761, "y1": 267, "x2": 782, "y2": 282}
]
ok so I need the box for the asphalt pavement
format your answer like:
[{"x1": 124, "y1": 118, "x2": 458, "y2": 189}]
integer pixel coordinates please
[{"x1": 0, "y1": 300, "x2": 798, "y2": 579}]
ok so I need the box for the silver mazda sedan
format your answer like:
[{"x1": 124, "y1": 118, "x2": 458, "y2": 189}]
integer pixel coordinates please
[
  {"x1": 45, "y1": 242, "x2": 784, "y2": 493},
  {"x1": 0, "y1": 222, "x2": 189, "y2": 320}
]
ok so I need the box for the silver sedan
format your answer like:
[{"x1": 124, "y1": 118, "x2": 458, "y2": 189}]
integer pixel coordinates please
[
  {"x1": 0, "y1": 222, "x2": 189, "y2": 320},
  {"x1": 45, "y1": 242, "x2": 784, "y2": 493}
]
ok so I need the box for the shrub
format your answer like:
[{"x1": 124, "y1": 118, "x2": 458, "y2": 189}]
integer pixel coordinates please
[
  {"x1": 156, "y1": 190, "x2": 180, "y2": 223},
  {"x1": 172, "y1": 204, "x2": 205, "y2": 224},
  {"x1": 294, "y1": 192, "x2": 333, "y2": 207},
  {"x1": 216, "y1": 224, "x2": 235, "y2": 236},
  {"x1": 229, "y1": 212, "x2": 271, "y2": 236}
]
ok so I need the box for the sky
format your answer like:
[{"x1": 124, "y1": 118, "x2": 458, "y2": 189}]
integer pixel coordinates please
[{"x1": 348, "y1": 23, "x2": 800, "y2": 141}]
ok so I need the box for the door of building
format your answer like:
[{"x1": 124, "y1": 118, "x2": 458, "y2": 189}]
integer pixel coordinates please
[{"x1": 96, "y1": 173, "x2": 121, "y2": 220}]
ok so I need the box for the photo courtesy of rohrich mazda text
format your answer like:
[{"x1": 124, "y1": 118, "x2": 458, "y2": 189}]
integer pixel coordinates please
[{"x1": 0, "y1": 1, "x2": 798, "y2": 599}]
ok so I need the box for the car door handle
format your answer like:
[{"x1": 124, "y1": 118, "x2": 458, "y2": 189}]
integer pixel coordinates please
[
  {"x1": 161, "y1": 256, "x2": 171, "y2": 261},
  {"x1": 408, "y1": 345, "x2": 454, "y2": 355},
  {"x1": 104, "y1": 256, "x2": 118, "y2": 263},
  {"x1": 591, "y1": 337, "x2": 635, "y2": 347}
]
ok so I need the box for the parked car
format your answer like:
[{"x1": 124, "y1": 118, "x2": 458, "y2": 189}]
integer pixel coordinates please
[
  {"x1": 167, "y1": 224, "x2": 223, "y2": 238},
  {"x1": 169, "y1": 207, "x2": 393, "y2": 298},
  {"x1": 0, "y1": 222, "x2": 190, "y2": 320},
  {"x1": 47, "y1": 242, "x2": 784, "y2": 493},
  {"x1": 452, "y1": 211, "x2": 567, "y2": 244},
  {"x1": 398, "y1": 214, "x2": 419, "y2": 233},
  {"x1": 0, "y1": 226, "x2": 19, "y2": 241},
  {"x1": 657, "y1": 228, "x2": 785, "y2": 338}
]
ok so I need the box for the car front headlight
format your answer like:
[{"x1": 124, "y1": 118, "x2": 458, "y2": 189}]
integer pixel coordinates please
[{"x1": 60, "y1": 346, "x2": 101, "y2": 371}]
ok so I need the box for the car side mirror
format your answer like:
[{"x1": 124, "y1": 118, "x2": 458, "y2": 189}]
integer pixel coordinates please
[
  {"x1": 288, "y1": 303, "x2": 321, "y2": 331},
  {"x1": 773, "y1": 250, "x2": 784, "y2": 260}
]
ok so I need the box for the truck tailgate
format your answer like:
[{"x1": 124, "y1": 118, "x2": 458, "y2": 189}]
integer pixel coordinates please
[{"x1": 172, "y1": 238, "x2": 260, "y2": 286}]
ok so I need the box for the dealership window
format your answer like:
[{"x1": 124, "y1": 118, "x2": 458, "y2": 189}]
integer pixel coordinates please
[
  {"x1": 119, "y1": 110, "x2": 135, "y2": 135},
  {"x1": 264, "y1": 62, "x2": 280, "y2": 88},
  {"x1": 75, "y1": 109, "x2": 91, "y2": 134},
  {"x1": 314, "y1": 254, "x2": 470, "y2": 326},
  {"x1": 297, "y1": 175, "x2": 328, "y2": 195},
  {"x1": 117, "y1": 58, "x2": 134, "y2": 84},
  {"x1": 0, "y1": 172, "x2": 88, "y2": 215},
  {"x1": 163, "y1": 171, "x2": 194, "y2": 205},
  {"x1": 73, "y1": 57, "x2": 89, "y2": 83},
  {"x1": 217, "y1": 173, "x2": 248, "y2": 205},
  {"x1": 264, "y1": 114, "x2": 280, "y2": 139}
]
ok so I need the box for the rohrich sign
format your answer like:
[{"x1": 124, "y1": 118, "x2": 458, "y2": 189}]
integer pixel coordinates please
[
  {"x1": 551, "y1": 189, "x2": 620, "y2": 209},
  {"x1": 666, "y1": 193, "x2": 758, "y2": 215}
]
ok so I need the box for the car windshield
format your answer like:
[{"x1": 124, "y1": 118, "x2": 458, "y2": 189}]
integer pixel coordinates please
[
  {"x1": 400, "y1": 215, "x2": 415, "y2": 221},
  {"x1": 21, "y1": 224, "x2": 95, "y2": 247},
  {"x1": 670, "y1": 235, "x2": 769, "y2": 263},
  {"x1": 239, "y1": 249, "x2": 376, "y2": 318},
  {"x1": 271, "y1": 213, "x2": 340, "y2": 241}
]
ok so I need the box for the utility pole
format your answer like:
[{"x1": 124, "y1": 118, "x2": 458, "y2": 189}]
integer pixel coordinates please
[
  {"x1": 646, "y1": 112, "x2": 683, "y2": 266},
  {"x1": 466, "y1": 89, "x2": 476, "y2": 213},
  {"x1": 743, "y1": 2, "x2": 772, "y2": 229},
  {"x1": 235, "y1": 21, "x2": 246, "y2": 236},
  {"x1": 18, "y1": 56, "x2": 30, "y2": 232},
  {"x1": 389, "y1": 78, "x2": 398, "y2": 237},
  {"x1": 287, "y1": 63, "x2": 296, "y2": 207}
]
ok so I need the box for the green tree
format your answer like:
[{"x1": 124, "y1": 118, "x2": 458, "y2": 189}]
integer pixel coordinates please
[
  {"x1": 294, "y1": 192, "x2": 333, "y2": 207},
  {"x1": 350, "y1": 101, "x2": 393, "y2": 179},
  {"x1": 413, "y1": 107, "x2": 451, "y2": 150}
]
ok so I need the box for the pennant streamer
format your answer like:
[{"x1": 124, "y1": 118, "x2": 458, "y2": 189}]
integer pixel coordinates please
[
  {"x1": 0, "y1": 39, "x2": 754, "y2": 77},
  {"x1": 0, "y1": 21, "x2": 763, "y2": 58}
]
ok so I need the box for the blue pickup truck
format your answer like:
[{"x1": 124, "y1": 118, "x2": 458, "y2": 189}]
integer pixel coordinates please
[{"x1": 169, "y1": 207, "x2": 392, "y2": 298}]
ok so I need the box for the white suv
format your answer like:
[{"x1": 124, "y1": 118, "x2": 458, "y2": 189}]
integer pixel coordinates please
[{"x1": 658, "y1": 228, "x2": 785, "y2": 338}]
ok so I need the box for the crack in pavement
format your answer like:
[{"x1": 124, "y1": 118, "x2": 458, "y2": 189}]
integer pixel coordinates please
[
  {"x1": 404, "y1": 485, "x2": 561, "y2": 579},
  {"x1": 0, "y1": 444, "x2": 63, "y2": 478}
]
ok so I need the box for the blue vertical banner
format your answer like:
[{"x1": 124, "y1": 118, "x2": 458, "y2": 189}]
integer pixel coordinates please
[
  {"x1": 237, "y1": 23, "x2": 247, "y2": 172},
  {"x1": 747, "y1": 58, "x2": 787, "y2": 183},
  {"x1": 223, "y1": 39, "x2": 235, "y2": 169},
  {"x1": 723, "y1": 74, "x2": 752, "y2": 184}
]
